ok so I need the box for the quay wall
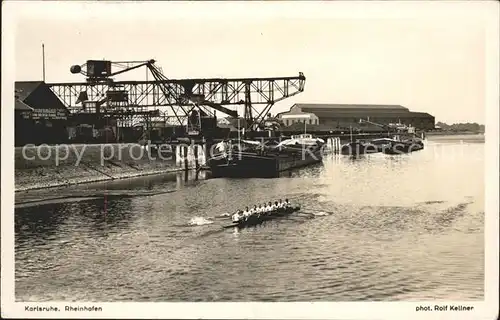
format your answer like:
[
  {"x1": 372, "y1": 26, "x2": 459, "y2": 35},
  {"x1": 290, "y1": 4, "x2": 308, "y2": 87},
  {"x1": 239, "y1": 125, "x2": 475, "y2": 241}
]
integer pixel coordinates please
[
  {"x1": 14, "y1": 132, "x2": 421, "y2": 191},
  {"x1": 15, "y1": 143, "x2": 205, "y2": 192}
]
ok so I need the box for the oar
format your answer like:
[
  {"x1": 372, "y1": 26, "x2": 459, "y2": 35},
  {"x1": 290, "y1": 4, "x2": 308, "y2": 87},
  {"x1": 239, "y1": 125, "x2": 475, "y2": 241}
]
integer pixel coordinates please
[
  {"x1": 216, "y1": 209, "x2": 241, "y2": 219},
  {"x1": 289, "y1": 209, "x2": 316, "y2": 218},
  {"x1": 214, "y1": 213, "x2": 232, "y2": 219},
  {"x1": 300, "y1": 210, "x2": 332, "y2": 218}
]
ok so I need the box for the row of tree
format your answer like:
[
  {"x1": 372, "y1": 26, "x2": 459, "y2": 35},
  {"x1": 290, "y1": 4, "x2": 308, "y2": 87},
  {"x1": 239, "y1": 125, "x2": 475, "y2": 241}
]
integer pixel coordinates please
[{"x1": 435, "y1": 122, "x2": 485, "y2": 133}]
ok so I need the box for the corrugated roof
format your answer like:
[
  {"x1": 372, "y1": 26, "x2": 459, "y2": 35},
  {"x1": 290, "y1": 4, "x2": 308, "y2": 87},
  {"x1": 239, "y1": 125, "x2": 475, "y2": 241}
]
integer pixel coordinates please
[
  {"x1": 276, "y1": 109, "x2": 317, "y2": 117},
  {"x1": 407, "y1": 112, "x2": 434, "y2": 118},
  {"x1": 281, "y1": 113, "x2": 317, "y2": 119},
  {"x1": 300, "y1": 110, "x2": 411, "y2": 117},
  {"x1": 278, "y1": 104, "x2": 433, "y2": 119},
  {"x1": 309, "y1": 111, "x2": 433, "y2": 119},
  {"x1": 15, "y1": 81, "x2": 43, "y2": 101},
  {"x1": 15, "y1": 81, "x2": 69, "y2": 112},
  {"x1": 294, "y1": 103, "x2": 409, "y2": 111}
]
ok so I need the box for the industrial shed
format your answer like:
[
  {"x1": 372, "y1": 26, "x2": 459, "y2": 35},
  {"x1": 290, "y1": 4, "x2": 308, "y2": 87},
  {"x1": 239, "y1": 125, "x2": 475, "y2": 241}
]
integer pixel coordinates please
[
  {"x1": 277, "y1": 103, "x2": 435, "y2": 130},
  {"x1": 15, "y1": 81, "x2": 70, "y2": 146}
]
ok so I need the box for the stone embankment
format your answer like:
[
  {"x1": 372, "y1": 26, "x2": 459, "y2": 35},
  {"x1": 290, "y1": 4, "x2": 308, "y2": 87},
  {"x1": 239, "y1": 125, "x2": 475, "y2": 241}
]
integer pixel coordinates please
[{"x1": 15, "y1": 143, "x2": 205, "y2": 192}]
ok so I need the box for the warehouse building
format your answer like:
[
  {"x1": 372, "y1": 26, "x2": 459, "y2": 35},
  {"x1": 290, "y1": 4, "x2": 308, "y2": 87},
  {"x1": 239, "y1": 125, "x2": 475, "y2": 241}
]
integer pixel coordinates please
[
  {"x1": 15, "y1": 81, "x2": 70, "y2": 146},
  {"x1": 280, "y1": 110, "x2": 319, "y2": 126},
  {"x1": 277, "y1": 103, "x2": 435, "y2": 131}
]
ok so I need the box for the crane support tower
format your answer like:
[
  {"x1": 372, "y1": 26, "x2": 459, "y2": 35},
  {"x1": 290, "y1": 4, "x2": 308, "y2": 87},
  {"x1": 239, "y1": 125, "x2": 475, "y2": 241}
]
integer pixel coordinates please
[{"x1": 47, "y1": 59, "x2": 306, "y2": 140}]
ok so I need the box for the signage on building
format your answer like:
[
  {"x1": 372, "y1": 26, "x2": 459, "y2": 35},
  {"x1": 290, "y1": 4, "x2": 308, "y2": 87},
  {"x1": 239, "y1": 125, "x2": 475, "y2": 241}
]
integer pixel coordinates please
[
  {"x1": 31, "y1": 109, "x2": 68, "y2": 120},
  {"x1": 19, "y1": 111, "x2": 32, "y2": 120}
]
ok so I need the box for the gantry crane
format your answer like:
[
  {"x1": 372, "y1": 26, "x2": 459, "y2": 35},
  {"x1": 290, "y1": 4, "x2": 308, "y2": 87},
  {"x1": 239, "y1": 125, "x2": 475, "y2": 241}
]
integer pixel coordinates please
[{"x1": 47, "y1": 59, "x2": 306, "y2": 140}]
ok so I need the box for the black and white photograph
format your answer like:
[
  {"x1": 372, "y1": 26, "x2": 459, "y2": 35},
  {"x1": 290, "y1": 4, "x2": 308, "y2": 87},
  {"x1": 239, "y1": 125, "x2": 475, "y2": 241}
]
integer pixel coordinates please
[{"x1": 1, "y1": 1, "x2": 498, "y2": 319}]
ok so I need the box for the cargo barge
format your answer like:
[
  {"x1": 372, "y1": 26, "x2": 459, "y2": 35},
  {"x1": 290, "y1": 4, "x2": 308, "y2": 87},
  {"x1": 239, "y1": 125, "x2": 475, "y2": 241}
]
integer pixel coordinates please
[
  {"x1": 340, "y1": 137, "x2": 424, "y2": 156},
  {"x1": 340, "y1": 141, "x2": 379, "y2": 155},
  {"x1": 383, "y1": 138, "x2": 424, "y2": 154},
  {"x1": 207, "y1": 134, "x2": 324, "y2": 178}
]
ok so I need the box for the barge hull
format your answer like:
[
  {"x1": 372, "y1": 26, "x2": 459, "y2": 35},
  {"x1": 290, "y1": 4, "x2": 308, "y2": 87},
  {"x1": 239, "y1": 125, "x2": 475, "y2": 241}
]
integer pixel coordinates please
[
  {"x1": 209, "y1": 149, "x2": 323, "y2": 178},
  {"x1": 383, "y1": 143, "x2": 424, "y2": 154}
]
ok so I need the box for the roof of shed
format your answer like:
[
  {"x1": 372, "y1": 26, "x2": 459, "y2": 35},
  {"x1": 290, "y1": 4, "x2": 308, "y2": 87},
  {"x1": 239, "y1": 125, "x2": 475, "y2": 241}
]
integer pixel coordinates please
[
  {"x1": 15, "y1": 81, "x2": 43, "y2": 101},
  {"x1": 294, "y1": 103, "x2": 409, "y2": 111},
  {"x1": 15, "y1": 99, "x2": 34, "y2": 111}
]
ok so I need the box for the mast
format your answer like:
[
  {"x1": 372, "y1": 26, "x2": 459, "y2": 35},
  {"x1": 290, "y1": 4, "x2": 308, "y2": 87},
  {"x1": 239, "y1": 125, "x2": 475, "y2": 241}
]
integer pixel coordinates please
[{"x1": 42, "y1": 43, "x2": 46, "y2": 82}]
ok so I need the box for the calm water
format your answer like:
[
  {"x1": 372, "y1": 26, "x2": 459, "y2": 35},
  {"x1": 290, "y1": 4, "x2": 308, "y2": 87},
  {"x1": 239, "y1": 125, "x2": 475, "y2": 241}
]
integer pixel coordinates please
[{"x1": 14, "y1": 135, "x2": 485, "y2": 301}]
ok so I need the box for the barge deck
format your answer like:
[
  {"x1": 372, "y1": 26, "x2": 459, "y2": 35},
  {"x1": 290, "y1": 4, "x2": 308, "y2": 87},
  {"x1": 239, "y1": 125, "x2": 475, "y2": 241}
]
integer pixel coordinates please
[{"x1": 208, "y1": 148, "x2": 323, "y2": 178}]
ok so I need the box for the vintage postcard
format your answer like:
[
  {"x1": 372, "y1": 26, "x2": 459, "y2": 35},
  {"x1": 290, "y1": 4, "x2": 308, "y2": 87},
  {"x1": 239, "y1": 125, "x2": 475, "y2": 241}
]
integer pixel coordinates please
[{"x1": 1, "y1": 1, "x2": 498, "y2": 319}]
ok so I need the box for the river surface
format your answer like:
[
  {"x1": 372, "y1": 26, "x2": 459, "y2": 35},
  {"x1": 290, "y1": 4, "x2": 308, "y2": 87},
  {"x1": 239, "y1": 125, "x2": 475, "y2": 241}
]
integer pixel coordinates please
[{"x1": 14, "y1": 135, "x2": 485, "y2": 301}]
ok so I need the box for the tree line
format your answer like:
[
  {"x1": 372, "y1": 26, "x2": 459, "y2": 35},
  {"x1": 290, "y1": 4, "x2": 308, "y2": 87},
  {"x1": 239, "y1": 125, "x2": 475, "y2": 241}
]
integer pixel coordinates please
[{"x1": 435, "y1": 121, "x2": 485, "y2": 133}]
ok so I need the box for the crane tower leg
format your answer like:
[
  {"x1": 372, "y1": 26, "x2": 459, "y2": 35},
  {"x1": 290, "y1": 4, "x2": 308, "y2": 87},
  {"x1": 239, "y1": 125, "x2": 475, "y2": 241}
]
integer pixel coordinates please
[{"x1": 244, "y1": 82, "x2": 253, "y2": 133}]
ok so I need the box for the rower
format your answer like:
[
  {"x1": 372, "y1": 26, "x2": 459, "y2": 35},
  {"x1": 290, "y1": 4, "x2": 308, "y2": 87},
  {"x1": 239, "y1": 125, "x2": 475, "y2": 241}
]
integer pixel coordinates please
[
  {"x1": 267, "y1": 201, "x2": 274, "y2": 213},
  {"x1": 263, "y1": 203, "x2": 270, "y2": 214},
  {"x1": 274, "y1": 201, "x2": 279, "y2": 210},
  {"x1": 261, "y1": 204, "x2": 266, "y2": 213},
  {"x1": 278, "y1": 199, "x2": 284, "y2": 208},
  {"x1": 284, "y1": 199, "x2": 291, "y2": 207},
  {"x1": 243, "y1": 206, "x2": 252, "y2": 217},
  {"x1": 252, "y1": 205, "x2": 258, "y2": 215},
  {"x1": 232, "y1": 210, "x2": 242, "y2": 222},
  {"x1": 238, "y1": 207, "x2": 248, "y2": 220}
]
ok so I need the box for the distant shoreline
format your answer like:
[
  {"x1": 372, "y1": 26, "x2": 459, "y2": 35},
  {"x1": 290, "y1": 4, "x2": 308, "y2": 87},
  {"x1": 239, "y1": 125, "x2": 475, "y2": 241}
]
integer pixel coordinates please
[{"x1": 425, "y1": 131, "x2": 484, "y2": 136}]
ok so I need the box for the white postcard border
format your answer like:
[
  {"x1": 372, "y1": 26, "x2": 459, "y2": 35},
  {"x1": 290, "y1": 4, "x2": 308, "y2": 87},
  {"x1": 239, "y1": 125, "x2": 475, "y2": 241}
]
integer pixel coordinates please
[{"x1": 2, "y1": 1, "x2": 498, "y2": 319}]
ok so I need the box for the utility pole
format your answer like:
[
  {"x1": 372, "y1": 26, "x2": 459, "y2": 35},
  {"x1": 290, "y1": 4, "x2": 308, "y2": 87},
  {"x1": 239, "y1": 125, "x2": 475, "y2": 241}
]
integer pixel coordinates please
[{"x1": 42, "y1": 43, "x2": 46, "y2": 82}]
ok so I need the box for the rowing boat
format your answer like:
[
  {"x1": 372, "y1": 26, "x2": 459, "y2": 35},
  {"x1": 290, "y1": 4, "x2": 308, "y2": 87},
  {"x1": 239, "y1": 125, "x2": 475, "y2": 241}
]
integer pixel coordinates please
[{"x1": 223, "y1": 205, "x2": 301, "y2": 229}]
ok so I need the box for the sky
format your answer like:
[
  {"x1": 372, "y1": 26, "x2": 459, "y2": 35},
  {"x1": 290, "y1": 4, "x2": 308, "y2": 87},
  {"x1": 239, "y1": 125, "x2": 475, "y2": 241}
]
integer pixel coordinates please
[{"x1": 10, "y1": 1, "x2": 495, "y2": 124}]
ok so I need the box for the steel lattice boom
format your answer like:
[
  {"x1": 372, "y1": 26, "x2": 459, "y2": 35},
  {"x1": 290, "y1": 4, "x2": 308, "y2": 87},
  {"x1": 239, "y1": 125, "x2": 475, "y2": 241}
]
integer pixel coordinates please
[{"x1": 47, "y1": 59, "x2": 306, "y2": 130}]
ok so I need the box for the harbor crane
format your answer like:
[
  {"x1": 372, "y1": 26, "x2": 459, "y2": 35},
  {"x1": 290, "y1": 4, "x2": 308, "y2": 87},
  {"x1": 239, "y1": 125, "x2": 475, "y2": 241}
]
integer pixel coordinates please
[{"x1": 47, "y1": 59, "x2": 306, "y2": 139}]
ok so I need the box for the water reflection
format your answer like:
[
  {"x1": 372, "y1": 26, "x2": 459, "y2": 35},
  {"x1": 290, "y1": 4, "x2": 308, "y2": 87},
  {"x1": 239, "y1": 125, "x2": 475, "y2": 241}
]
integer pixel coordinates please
[
  {"x1": 16, "y1": 196, "x2": 137, "y2": 248},
  {"x1": 14, "y1": 136, "x2": 485, "y2": 302},
  {"x1": 15, "y1": 203, "x2": 69, "y2": 244}
]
